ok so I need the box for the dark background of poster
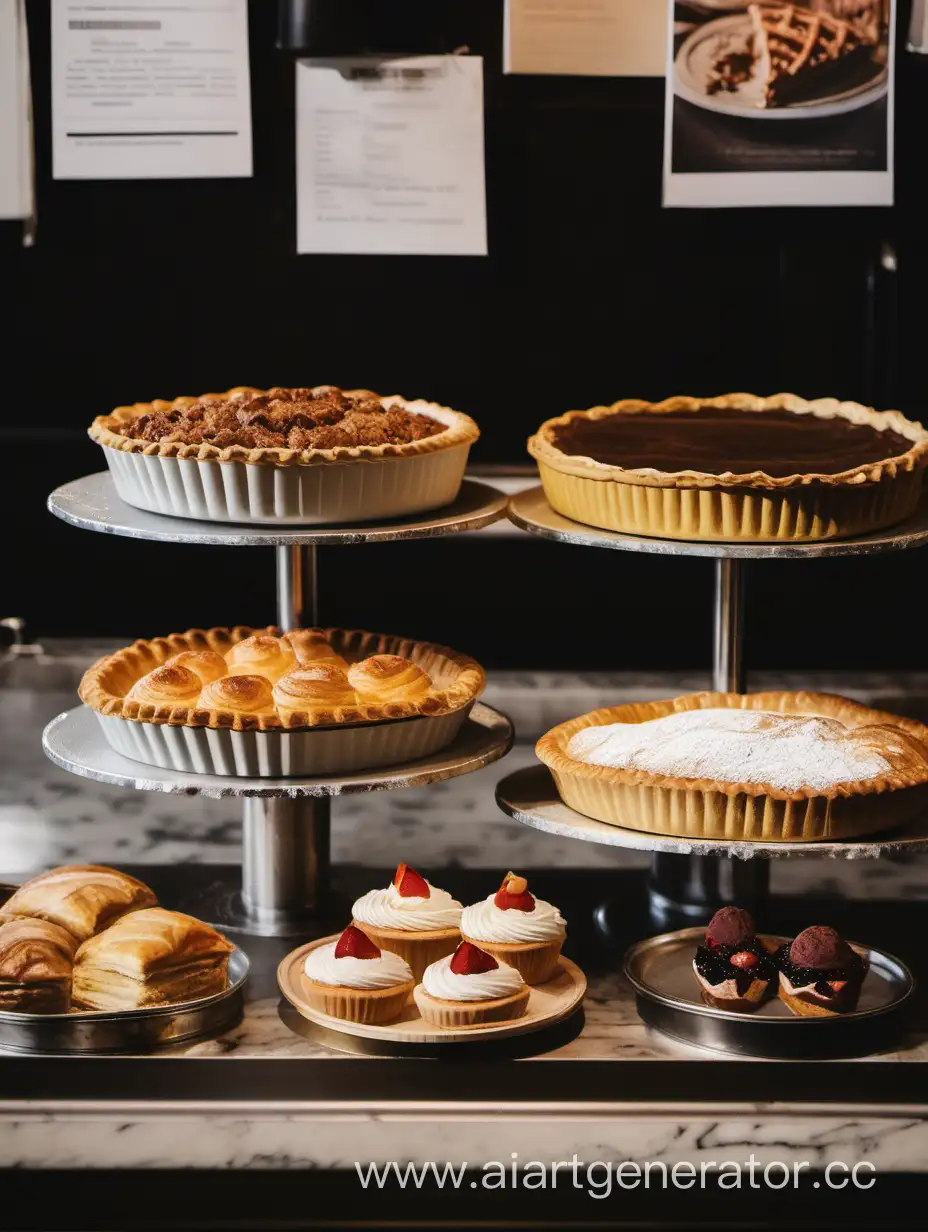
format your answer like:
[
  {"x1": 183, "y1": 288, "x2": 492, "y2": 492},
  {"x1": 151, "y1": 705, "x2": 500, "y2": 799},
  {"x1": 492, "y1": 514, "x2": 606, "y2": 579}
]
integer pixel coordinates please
[
  {"x1": 671, "y1": 97, "x2": 888, "y2": 173},
  {"x1": 3, "y1": 0, "x2": 926, "y2": 671}
]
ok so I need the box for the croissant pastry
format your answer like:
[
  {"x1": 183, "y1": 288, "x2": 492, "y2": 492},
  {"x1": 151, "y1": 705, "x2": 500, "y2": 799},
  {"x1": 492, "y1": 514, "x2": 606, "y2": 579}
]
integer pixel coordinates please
[
  {"x1": 273, "y1": 666, "x2": 358, "y2": 719},
  {"x1": 72, "y1": 907, "x2": 234, "y2": 1011},
  {"x1": 165, "y1": 649, "x2": 228, "y2": 685},
  {"x1": 284, "y1": 629, "x2": 349, "y2": 671},
  {"x1": 1, "y1": 865, "x2": 157, "y2": 943},
  {"x1": 126, "y1": 664, "x2": 202, "y2": 706},
  {"x1": 0, "y1": 917, "x2": 77, "y2": 1013},
  {"x1": 348, "y1": 654, "x2": 431, "y2": 703},
  {"x1": 225, "y1": 634, "x2": 297, "y2": 683},
  {"x1": 198, "y1": 673, "x2": 276, "y2": 715}
]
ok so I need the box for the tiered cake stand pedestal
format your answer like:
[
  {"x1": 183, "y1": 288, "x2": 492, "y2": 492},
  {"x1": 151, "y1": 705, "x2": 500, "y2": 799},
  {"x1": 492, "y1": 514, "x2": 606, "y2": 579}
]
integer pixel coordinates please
[
  {"x1": 498, "y1": 485, "x2": 928, "y2": 930},
  {"x1": 44, "y1": 472, "x2": 512, "y2": 935}
]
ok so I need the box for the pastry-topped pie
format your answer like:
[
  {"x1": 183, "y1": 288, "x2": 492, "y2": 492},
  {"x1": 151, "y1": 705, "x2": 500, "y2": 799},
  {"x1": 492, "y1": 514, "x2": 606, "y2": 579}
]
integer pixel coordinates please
[
  {"x1": 537, "y1": 692, "x2": 928, "y2": 843},
  {"x1": 80, "y1": 626, "x2": 485, "y2": 778},
  {"x1": 89, "y1": 386, "x2": 480, "y2": 525},
  {"x1": 528, "y1": 394, "x2": 928, "y2": 542}
]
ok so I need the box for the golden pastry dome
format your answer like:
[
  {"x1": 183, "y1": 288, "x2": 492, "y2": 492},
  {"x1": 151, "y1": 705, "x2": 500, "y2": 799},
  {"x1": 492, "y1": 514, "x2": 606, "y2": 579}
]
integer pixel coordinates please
[
  {"x1": 225, "y1": 634, "x2": 297, "y2": 682},
  {"x1": 198, "y1": 673, "x2": 276, "y2": 715},
  {"x1": 273, "y1": 666, "x2": 357, "y2": 713},
  {"x1": 166, "y1": 649, "x2": 228, "y2": 685},
  {"x1": 347, "y1": 655, "x2": 431, "y2": 703},
  {"x1": 126, "y1": 665, "x2": 202, "y2": 705},
  {"x1": 285, "y1": 629, "x2": 349, "y2": 671}
]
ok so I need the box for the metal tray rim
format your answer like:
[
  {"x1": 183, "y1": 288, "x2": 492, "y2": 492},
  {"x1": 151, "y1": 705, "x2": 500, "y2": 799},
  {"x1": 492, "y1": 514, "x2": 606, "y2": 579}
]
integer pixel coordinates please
[
  {"x1": 0, "y1": 946, "x2": 250, "y2": 1025},
  {"x1": 623, "y1": 926, "x2": 915, "y2": 1026}
]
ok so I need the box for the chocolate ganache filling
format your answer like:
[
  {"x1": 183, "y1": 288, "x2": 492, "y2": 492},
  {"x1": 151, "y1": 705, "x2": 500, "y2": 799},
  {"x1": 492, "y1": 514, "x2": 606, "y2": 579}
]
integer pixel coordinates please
[
  {"x1": 775, "y1": 943, "x2": 865, "y2": 999},
  {"x1": 552, "y1": 408, "x2": 913, "y2": 479}
]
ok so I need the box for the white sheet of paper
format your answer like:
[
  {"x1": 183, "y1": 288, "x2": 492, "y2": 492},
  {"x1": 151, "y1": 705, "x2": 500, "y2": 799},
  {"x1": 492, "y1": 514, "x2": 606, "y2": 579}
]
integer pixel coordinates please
[
  {"x1": 0, "y1": 0, "x2": 32, "y2": 220},
  {"x1": 52, "y1": 0, "x2": 252, "y2": 180},
  {"x1": 296, "y1": 56, "x2": 487, "y2": 256},
  {"x1": 504, "y1": 0, "x2": 667, "y2": 77}
]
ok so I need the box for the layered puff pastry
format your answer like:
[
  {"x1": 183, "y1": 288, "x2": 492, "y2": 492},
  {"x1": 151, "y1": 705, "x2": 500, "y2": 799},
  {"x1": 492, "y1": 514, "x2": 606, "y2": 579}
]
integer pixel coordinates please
[
  {"x1": 72, "y1": 908, "x2": 234, "y2": 1011},
  {"x1": 80, "y1": 626, "x2": 485, "y2": 731},
  {"x1": 1, "y1": 865, "x2": 157, "y2": 943},
  {"x1": 0, "y1": 917, "x2": 78, "y2": 1014}
]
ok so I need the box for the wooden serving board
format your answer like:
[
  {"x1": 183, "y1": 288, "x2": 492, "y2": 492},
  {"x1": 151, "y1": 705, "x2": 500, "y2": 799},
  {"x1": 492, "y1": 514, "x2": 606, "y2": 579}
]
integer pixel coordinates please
[{"x1": 277, "y1": 935, "x2": 586, "y2": 1045}]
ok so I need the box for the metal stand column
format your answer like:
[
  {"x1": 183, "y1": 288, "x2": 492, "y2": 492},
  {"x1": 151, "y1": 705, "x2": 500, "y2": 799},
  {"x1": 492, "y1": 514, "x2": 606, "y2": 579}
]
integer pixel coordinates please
[
  {"x1": 238, "y1": 544, "x2": 330, "y2": 934},
  {"x1": 647, "y1": 559, "x2": 769, "y2": 929}
]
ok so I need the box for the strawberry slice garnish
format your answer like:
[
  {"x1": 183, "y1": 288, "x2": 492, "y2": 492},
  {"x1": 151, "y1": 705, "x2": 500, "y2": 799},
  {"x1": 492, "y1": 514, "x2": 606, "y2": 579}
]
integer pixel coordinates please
[
  {"x1": 730, "y1": 951, "x2": 759, "y2": 971},
  {"x1": 493, "y1": 871, "x2": 535, "y2": 912},
  {"x1": 450, "y1": 941, "x2": 499, "y2": 975},
  {"x1": 334, "y1": 924, "x2": 381, "y2": 960},
  {"x1": 393, "y1": 863, "x2": 430, "y2": 899}
]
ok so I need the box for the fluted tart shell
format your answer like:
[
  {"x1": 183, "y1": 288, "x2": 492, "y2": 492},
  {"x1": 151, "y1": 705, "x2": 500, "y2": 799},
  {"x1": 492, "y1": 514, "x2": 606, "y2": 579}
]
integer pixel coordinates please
[
  {"x1": 80, "y1": 627, "x2": 485, "y2": 732},
  {"x1": 536, "y1": 691, "x2": 928, "y2": 843},
  {"x1": 528, "y1": 393, "x2": 928, "y2": 542}
]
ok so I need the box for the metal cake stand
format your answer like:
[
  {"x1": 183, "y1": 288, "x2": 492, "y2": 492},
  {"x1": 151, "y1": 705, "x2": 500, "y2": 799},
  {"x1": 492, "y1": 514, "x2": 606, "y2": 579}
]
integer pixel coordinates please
[
  {"x1": 504, "y1": 486, "x2": 928, "y2": 928},
  {"x1": 45, "y1": 472, "x2": 510, "y2": 935}
]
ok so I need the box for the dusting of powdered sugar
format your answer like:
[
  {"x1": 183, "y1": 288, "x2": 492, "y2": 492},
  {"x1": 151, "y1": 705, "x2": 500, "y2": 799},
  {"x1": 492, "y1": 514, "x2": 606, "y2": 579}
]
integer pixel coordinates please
[{"x1": 567, "y1": 708, "x2": 891, "y2": 794}]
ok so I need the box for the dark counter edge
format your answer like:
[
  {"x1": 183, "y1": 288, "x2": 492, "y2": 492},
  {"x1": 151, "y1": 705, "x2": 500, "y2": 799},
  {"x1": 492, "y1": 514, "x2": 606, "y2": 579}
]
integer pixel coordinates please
[{"x1": 2, "y1": 1057, "x2": 927, "y2": 1108}]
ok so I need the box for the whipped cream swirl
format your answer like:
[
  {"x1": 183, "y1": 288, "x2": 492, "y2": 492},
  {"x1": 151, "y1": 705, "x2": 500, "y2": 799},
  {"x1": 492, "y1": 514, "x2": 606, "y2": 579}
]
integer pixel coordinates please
[
  {"x1": 352, "y1": 881, "x2": 462, "y2": 933},
  {"x1": 461, "y1": 895, "x2": 566, "y2": 944},
  {"x1": 421, "y1": 954, "x2": 524, "y2": 1002},
  {"x1": 304, "y1": 941, "x2": 413, "y2": 990}
]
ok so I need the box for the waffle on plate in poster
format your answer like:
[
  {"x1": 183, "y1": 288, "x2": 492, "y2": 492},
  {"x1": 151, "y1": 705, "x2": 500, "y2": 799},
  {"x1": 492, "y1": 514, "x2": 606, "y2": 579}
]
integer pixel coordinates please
[{"x1": 678, "y1": 1, "x2": 890, "y2": 116}]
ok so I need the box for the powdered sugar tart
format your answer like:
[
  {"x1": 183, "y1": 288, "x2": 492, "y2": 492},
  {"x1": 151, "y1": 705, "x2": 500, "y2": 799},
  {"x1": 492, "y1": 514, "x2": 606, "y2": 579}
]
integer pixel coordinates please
[
  {"x1": 89, "y1": 385, "x2": 479, "y2": 524},
  {"x1": 537, "y1": 692, "x2": 928, "y2": 843},
  {"x1": 528, "y1": 393, "x2": 928, "y2": 542},
  {"x1": 79, "y1": 626, "x2": 485, "y2": 778}
]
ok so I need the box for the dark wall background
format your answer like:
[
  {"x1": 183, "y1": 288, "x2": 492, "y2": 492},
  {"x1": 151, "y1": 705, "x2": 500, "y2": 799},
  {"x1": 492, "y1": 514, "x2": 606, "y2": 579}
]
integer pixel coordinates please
[{"x1": 5, "y1": 0, "x2": 927, "y2": 671}]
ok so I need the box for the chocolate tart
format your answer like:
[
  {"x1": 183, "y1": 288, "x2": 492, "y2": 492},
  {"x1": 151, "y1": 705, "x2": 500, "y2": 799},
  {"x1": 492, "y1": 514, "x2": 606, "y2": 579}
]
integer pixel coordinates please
[
  {"x1": 528, "y1": 394, "x2": 928, "y2": 542},
  {"x1": 536, "y1": 691, "x2": 928, "y2": 843},
  {"x1": 89, "y1": 386, "x2": 480, "y2": 525}
]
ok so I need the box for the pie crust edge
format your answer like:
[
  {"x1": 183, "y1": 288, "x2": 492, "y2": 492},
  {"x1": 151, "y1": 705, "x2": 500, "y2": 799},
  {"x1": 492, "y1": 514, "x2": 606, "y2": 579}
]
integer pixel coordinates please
[
  {"x1": 528, "y1": 393, "x2": 928, "y2": 491},
  {"x1": 89, "y1": 386, "x2": 480, "y2": 467},
  {"x1": 79, "y1": 626, "x2": 486, "y2": 731},
  {"x1": 536, "y1": 691, "x2": 928, "y2": 803}
]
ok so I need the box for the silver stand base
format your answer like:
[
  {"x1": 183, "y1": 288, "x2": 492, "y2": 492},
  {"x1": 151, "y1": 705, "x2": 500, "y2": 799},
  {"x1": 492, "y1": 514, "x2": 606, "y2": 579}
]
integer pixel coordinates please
[
  {"x1": 645, "y1": 853, "x2": 769, "y2": 932},
  {"x1": 240, "y1": 797, "x2": 331, "y2": 934}
]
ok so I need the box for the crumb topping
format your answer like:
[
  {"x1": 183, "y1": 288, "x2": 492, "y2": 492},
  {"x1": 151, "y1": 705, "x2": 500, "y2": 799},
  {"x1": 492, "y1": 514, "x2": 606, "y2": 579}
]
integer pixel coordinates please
[{"x1": 119, "y1": 388, "x2": 445, "y2": 451}]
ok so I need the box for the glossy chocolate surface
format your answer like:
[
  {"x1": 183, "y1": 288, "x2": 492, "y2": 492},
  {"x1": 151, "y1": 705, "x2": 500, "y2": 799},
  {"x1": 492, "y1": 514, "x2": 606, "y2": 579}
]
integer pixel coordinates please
[{"x1": 552, "y1": 408, "x2": 913, "y2": 479}]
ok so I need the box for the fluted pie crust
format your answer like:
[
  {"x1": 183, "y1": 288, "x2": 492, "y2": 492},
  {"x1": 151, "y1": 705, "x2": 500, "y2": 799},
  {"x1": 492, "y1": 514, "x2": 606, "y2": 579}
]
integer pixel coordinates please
[
  {"x1": 528, "y1": 394, "x2": 928, "y2": 542},
  {"x1": 79, "y1": 626, "x2": 485, "y2": 732},
  {"x1": 89, "y1": 386, "x2": 479, "y2": 466},
  {"x1": 537, "y1": 692, "x2": 928, "y2": 843}
]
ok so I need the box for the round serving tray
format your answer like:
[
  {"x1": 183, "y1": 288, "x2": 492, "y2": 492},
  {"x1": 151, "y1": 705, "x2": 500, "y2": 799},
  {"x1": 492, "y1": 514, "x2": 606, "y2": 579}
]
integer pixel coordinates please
[
  {"x1": 277, "y1": 935, "x2": 586, "y2": 1052},
  {"x1": 43, "y1": 702, "x2": 513, "y2": 798},
  {"x1": 624, "y1": 927, "x2": 914, "y2": 1059},
  {"x1": 508, "y1": 485, "x2": 928, "y2": 559},
  {"x1": 496, "y1": 765, "x2": 928, "y2": 860},
  {"x1": 0, "y1": 943, "x2": 249, "y2": 1055},
  {"x1": 47, "y1": 472, "x2": 508, "y2": 546}
]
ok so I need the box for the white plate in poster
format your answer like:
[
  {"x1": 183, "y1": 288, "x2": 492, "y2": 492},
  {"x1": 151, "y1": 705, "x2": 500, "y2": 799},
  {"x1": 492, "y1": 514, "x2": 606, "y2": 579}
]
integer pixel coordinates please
[
  {"x1": 674, "y1": 14, "x2": 888, "y2": 119},
  {"x1": 278, "y1": 936, "x2": 586, "y2": 1045}
]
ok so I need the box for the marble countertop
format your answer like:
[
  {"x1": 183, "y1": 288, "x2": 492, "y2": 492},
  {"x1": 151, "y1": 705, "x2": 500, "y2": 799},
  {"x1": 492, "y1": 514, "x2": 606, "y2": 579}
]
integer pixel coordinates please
[{"x1": 2, "y1": 661, "x2": 928, "y2": 1178}]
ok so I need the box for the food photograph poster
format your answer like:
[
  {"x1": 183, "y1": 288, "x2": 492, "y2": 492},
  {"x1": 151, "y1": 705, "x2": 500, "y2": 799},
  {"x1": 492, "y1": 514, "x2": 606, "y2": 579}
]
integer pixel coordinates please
[{"x1": 663, "y1": 0, "x2": 895, "y2": 206}]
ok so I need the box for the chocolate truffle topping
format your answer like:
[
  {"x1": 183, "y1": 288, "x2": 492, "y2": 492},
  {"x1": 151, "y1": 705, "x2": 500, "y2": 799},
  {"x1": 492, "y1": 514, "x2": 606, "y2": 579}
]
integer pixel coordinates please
[
  {"x1": 706, "y1": 906, "x2": 755, "y2": 949},
  {"x1": 789, "y1": 925, "x2": 852, "y2": 971}
]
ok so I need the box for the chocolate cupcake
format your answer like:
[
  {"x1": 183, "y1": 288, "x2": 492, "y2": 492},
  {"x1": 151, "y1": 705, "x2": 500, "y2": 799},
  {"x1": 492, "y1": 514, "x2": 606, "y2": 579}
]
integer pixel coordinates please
[
  {"x1": 693, "y1": 907, "x2": 778, "y2": 1013},
  {"x1": 777, "y1": 926, "x2": 868, "y2": 1017}
]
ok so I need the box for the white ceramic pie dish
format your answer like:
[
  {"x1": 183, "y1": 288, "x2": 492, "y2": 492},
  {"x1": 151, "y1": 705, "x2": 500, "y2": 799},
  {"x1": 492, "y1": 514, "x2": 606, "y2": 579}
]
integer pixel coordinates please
[
  {"x1": 93, "y1": 704, "x2": 474, "y2": 778},
  {"x1": 93, "y1": 397, "x2": 477, "y2": 525}
]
